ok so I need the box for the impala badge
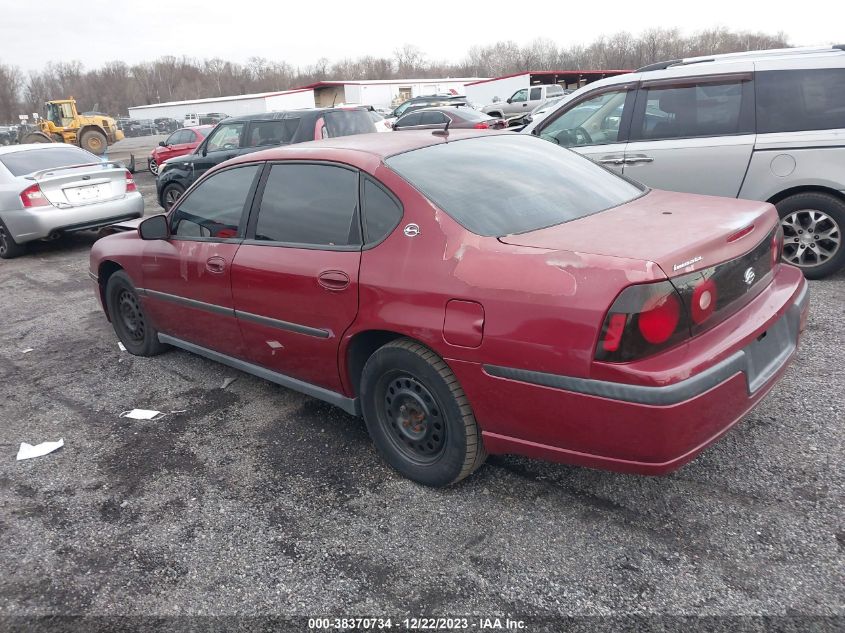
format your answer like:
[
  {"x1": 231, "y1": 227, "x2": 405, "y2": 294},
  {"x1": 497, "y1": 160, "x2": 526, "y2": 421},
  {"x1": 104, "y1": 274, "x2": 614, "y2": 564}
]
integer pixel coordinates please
[
  {"x1": 672, "y1": 255, "x2": 702, "y2": 271},
  {"x1": 743, "y1": 267, "x2": 756, "y2": 285},
  {"x1": 403, "y1": 223, "x2": 420, "y2": 238}
]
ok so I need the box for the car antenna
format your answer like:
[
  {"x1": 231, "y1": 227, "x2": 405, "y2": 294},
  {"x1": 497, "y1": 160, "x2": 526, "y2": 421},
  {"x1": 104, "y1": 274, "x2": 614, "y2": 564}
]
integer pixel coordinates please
[{"x1": 432, "y1": 118, "x2": 450, "y2": 138}]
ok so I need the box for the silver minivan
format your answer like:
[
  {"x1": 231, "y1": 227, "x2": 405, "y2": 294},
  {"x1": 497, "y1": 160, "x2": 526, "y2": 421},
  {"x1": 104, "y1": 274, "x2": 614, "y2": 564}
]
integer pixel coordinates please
[{"x1": 523, "y1": 45, "x2": 845, "y2": 278}]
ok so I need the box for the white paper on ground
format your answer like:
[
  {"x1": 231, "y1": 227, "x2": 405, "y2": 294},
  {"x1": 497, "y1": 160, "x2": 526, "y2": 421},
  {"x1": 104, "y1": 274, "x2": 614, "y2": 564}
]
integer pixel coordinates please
[
  {"x1": 221, "y1": 377, "x2": 237, "y2": 389},
  {"x1": 120, "y1": 409, "x2": 164, "y2": 420},
  {"x1": 118, "y1": 342, "x2": 127, "y2": 352},
  {"x1": 17, "y1": 438, "x2": 64, "y2": 461},
  {"x1": 21, "y1": 348, "x2": 34, "y2": 354}
]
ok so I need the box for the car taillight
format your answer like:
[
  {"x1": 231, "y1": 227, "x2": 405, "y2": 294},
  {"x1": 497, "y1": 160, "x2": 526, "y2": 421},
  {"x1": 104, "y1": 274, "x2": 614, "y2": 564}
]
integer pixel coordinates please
[
  {"x1": 20, "y1": 183, "x2": 49, "y2": 208},
  {"x1": 474, "y1": 122, "x2": 489, "y2": 129},
  {"x1": 596, "y1": 281, "x2": 690, "y2": 362},
  {"x1": 125, "y1": 170, "x2": 137, "y2": 192}
]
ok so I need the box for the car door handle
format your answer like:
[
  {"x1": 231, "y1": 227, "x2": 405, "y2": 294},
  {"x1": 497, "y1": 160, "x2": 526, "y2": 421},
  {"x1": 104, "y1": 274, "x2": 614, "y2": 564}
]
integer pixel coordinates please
[
  {"x1": 206, "y1": 256, "x2": 226, "y2": 274},
  {"x1": 598, "y1": 156, "x2": 625, "y2": 165},
  {"x1": 318, "y1": 270, "x2": 350, "y2": 291},
  {"x1": 625, "y1": 155, "x2": 654, "y2": 164}
]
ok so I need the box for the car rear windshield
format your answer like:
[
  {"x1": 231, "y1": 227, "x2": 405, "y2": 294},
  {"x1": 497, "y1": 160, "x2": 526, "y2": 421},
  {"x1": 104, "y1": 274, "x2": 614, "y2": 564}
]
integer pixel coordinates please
[
  {"x1": 385, "y1": 135, "x2": 644, "y2": 236},
  {"x1": 450, "y1": 108, "x2": 493, "y2": 121},
  {"x1": 324, "y1": 110, "x2": 376, "y2": 137},
  {"x1": 0, "y1": 146, "x2": 94, "y2": 177}
]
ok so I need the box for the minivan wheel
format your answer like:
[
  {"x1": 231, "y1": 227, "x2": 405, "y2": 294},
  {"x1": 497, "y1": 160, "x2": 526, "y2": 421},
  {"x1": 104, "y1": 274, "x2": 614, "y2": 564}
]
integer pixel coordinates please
[
  {"x1": 105, "y1": 271, "x2": 168, "y2": 356},
  {"x1": 0, "y1": 219, "x2": 26, "y2": 259},
  {"x1": 776, "y1": 193, "x2": 845, "y2": 279},
  {"x1": 161, "y1": 183, "x2": 184, "y2": 210},
  {"x1": 360, "y1": 338, "x2": 487, "y2": 487}
]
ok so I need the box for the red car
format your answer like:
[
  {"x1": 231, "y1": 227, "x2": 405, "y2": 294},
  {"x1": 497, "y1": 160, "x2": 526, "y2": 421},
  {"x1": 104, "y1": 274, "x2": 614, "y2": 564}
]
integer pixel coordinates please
[
  {"x1": 90, "y1": 131, "x2": 808, "y2": 487},
  {"x1": 147, "y1": 125, "x2": 212, "y2": 175}
]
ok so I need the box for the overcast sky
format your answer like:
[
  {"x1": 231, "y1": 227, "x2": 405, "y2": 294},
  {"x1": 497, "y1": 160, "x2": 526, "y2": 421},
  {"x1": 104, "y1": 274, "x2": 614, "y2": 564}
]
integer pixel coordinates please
[{"x1": 1, "y1": 0, "x2": 840, "y2": 72}]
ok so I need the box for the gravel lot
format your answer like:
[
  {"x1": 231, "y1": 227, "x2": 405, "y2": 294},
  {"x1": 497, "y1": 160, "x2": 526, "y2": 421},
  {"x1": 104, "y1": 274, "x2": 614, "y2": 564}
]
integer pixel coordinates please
[{"x1": 0, "y1": 150, "x2": 843, "y2": 630}]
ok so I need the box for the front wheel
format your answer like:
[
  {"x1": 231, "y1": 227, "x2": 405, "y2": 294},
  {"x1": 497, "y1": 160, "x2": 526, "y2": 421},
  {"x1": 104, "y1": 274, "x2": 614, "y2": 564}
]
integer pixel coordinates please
[
  {"x1": 360, "y1": 339, "x2": 487, "y2": 487},
  {"x1": 148, "y1": 158, "x2": 159, "y2": 175},
  {"x1": 161, "y1": 183, "x2": 184, "y2": 210},
  {"x1": 105, "y1": 271, "x2": 168, "y2": 356},
  {"x1": 776, "y1": 193, "x2": 845, "y2": 279}
]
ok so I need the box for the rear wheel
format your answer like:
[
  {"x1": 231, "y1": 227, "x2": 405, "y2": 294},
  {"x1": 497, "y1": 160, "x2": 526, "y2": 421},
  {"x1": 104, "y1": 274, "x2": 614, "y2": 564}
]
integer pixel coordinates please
[
  {"x1": 161, "y1": 183, "x2": 184, "y2": 210},
  {"x1": 360, "y1": 338, "x2": 487, "y2": 487},
  {"x1": 105, "y1": 271, "x2": 168, "y2": 356},
  {"x1": 79, "y1": 129, "x2": 107, "y2": 155},
  {"x1": 0, "y1": 219, "x2": 26, "y2": 259},
  {"x1": 776, "y1": 193, "x2": 845, "y2": 279}
]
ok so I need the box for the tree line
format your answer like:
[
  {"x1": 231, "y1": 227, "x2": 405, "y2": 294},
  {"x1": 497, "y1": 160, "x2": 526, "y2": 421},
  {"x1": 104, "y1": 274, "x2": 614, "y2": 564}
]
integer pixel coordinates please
[{"x1": 0, "y1": 27, "x2": 790, "y2": 122}]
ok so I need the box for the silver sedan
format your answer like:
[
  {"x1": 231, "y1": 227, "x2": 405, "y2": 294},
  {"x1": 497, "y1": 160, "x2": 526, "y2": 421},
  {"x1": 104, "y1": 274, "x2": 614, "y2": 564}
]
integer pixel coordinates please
[{"x1": 0, "y1": 144, "x2": 143, "y2": 259}]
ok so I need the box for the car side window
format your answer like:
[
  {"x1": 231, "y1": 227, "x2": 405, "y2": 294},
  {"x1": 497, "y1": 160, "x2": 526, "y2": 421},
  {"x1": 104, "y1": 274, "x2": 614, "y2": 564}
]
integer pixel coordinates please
[
  {"x1": 530, "y1": 87, "x2": 542, "y2": 101},
  {"x1": 247, "y1": 120, "x2": 286, "y2": 147},
  {"x1": 420, "y1": 111, "x2": 446, "y2": 125},
  {"x1": 634, "y1": 80, "x2": 749, "y2": 140},
  {"x1": 205, "y1": 122, "x2": 244, "y2": 152},
  {"x1": 166, "y1": 131, "x2": 182, "y2": 145},
  {"x1": 756, "y1": 68, "x2": 845, "y2": 133},
  {"x1": 253, "y1": 164, "x2": 361, "y2": 247},
  {"x1": 511, "y1": 89, "x2": 528, "y2": 102},
  {"x1": 362, "y1": 177, "x2": 403, "y2": 244},
  {"x1": 170, "y1": 165, "x2": 260, "y2": 239},
  {"x1": 539, "y1": 89, "x2": 628, "y2": 147},
  {"x1": 396, "y1": 112, "x2": 422, "y2": 128}
]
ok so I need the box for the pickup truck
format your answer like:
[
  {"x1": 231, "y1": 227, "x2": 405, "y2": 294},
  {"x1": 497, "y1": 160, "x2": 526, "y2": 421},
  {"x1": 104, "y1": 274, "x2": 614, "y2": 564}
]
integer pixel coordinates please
[{"x1": 481, "y1": 84, "x2": 565, "y2": 121}]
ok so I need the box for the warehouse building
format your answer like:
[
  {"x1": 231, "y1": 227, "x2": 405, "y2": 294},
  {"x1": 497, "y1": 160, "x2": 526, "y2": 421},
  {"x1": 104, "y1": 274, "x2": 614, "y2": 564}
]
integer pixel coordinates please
[
  {"x1": 127, "y1": 88, "x2": 316, "y2": 121},
  {"x1": 127, "y1": 78, "x2": 487, "y2": 121}
]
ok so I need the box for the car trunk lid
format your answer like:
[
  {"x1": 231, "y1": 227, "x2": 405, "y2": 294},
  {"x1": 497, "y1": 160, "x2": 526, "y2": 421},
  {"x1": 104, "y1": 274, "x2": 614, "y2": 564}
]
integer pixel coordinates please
[
  {"x1": 497, "y1": 189, "x2": 779, "y2": 278},
  {"x1": 28, "y1": 163, "x2": 129, "y2": 208}
]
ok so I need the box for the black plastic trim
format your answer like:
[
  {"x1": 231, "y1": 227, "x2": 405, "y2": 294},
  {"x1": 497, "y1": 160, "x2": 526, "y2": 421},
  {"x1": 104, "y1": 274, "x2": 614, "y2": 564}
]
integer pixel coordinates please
[
  {"x1": 483, "y1": 284, "x2": 807, "y2": 406},
  {"x1": 157, "y1": 334, "x2": 359, "y2": 415},
  {"x1": 234, "y1": 310, "x2": 330, "y2": 339},
  {"x1": 139, "y1": 288, "x2": 234, "y2": 317}
]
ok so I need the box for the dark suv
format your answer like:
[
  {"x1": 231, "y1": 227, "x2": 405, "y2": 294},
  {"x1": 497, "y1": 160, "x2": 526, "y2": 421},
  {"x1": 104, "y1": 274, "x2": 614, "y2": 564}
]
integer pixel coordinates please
[{"x1": 156, "y1": 107, "x2": 376, "y2": 209}]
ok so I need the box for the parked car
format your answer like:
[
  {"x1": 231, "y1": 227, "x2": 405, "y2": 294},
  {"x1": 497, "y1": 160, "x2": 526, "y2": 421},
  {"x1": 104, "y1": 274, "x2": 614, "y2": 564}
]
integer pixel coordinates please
[
  {"x1": 0, "y1": 126, "x2": 13, "y2": 145},
  {"x1": 125, "y1": 119, "x2": 156, "y2": 137},
  {"x1": 482, "y1": 83, "x2": 566, "y2": 121},
  {"x1": 382, "y1": 95, "x2": 470, "y2": 131},
  {"x1": 155, "y1": 118, "x2": 181, "y2": 134},
  {"x1": 518, "y1": 93, "x2": 572, "y2": 128},
  {"x1": 184, "y1": 113, "x2": 228, "y2": 127},
  {"x1": 0, "y1": 144, "x2": 142, "y2": 258},
  {"x1": 148, "y1": 125, "x2": 212, "y2": 175},
  {"x1": 523, "y1": 44, "x2": 845, "y2": 278},
  {"x1": 156, "y1": 107, "x2": 376, "y2": 209},
  {"x1": 90, "y1": 131, "x2": 807, "y2": 486},
  {"x1": 392, "y1": 106, "x2": 505, "y2": 131}
]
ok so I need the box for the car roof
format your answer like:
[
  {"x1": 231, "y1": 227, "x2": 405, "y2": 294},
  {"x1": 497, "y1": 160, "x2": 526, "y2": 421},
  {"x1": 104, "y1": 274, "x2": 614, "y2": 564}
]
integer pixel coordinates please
[
  {"x1": 225, "y1": 107, "x2": 369, "y2": 123},
  {"x1": 227, "y1": 129, "x2": 504, "y2": 165}
]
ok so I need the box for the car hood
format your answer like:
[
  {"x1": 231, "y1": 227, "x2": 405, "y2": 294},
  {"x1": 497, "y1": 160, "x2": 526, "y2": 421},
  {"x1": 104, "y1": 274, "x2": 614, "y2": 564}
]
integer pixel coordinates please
[{"x1": 498, "y1": 189, "x2": 779, "y2": 277}]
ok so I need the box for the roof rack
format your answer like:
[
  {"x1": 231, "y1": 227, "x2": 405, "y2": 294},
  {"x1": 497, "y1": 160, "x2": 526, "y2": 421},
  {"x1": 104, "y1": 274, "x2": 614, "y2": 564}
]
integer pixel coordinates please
[{"x1": 636, "y1": 45, "x2": 844, "y2": 73}]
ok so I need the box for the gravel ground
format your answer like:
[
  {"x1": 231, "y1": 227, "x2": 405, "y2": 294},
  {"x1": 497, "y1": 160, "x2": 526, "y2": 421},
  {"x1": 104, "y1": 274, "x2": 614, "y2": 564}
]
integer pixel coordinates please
[{"x1": 0, "y1": 169, "x2": 842, "y2": 631}]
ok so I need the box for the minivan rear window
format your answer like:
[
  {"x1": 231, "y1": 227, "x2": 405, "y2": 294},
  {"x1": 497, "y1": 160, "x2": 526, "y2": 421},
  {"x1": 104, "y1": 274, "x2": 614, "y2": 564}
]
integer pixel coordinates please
[
  {"x1": 756, "y1": 69, "x2": 845, "y2": 133},
  {"x1": 324, "y1": 110, "x2": 376, "y2": 137},
  {"x1": 0, "y1": 146, "x2": 94, "y2": 177},
  {"x1": 385, "y1": 135, "x2": 644, "y2": 236}
]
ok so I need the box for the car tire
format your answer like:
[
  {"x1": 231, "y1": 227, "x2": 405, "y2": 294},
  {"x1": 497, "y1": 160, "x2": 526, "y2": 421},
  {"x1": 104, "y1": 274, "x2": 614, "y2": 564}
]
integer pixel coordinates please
[
  {"x1": 161, "y1": 183, "x2": 185, "y2": 210},
  {"x1": 148, "y1": 158, "x2": 158, "y2": 175},
  {"x1": 105, "y1": 270, "x2": 168, "y2": 356},
  {"x1": 360, "y1": 338, "x2": 487, "y2": 487},
  {"x1": 79, "y1": 129, "x2": 107, "y2": 155},
  {"x1": 776, "y1": 192, "x2": 845, "y2": 279},
  {"x1": 0, "y1": 218, "x2": 26, "y2": 259}
]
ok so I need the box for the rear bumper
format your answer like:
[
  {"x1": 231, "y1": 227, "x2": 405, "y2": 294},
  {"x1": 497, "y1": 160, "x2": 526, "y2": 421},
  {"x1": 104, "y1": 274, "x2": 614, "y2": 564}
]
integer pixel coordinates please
[
  {"x1": 450, "y1": 266, "x2": 809, "y2": 474},
  {"x1": 2, "y1": 192, "x2": 143, "y2": 243}
]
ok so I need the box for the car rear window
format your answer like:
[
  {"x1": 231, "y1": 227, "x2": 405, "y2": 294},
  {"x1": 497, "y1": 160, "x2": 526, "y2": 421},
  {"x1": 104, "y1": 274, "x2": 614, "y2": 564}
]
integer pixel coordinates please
[
  {"x1": 324, "y1": 110, "x2": 376, "y2": 137},
  {"x1": 385, "y1": 135, "x2": 644, "y2": 236},
  {"x1": 0, "y1": 146, "x2": 95, "y2": 177}
]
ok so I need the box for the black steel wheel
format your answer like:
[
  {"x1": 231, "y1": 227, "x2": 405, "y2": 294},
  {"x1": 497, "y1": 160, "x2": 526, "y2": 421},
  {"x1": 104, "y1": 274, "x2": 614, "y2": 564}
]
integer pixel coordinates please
[
  {"x1": 0, "y1": 219, "x2": 26, "y2": 259},
  {"x1": 361, "y1": 338, "x2": 486, "y2": 486},
  {"x1": 105, "y1": 270, "x2": 168, "y2": 356}
]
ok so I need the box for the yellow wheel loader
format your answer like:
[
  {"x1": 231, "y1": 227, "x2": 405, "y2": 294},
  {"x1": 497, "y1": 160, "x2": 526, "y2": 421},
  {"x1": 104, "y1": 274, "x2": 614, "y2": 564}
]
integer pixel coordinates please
[{"x1": 21, "y1": 98, "x2": 124, "y2": 155}]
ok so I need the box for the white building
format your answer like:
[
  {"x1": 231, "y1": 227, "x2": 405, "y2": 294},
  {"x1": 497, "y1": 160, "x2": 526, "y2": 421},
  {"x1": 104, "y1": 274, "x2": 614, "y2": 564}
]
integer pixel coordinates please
[
  {"x1": 127, "y1": 78, "x2": 487, "y2": 120},
  {"x1": 464, "y1": 70, "x2": 630, "y2": 106},
  {"x1": 127, "y1": 88, "x2": 316, "y2": 120},
  {"x1": 299, "y1": 78, "x2": 486, "y2": 110}
]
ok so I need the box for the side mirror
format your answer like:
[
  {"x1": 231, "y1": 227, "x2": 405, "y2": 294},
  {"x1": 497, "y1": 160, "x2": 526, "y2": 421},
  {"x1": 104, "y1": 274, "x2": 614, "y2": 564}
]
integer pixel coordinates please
[
  {"x1": 138, "y1": 214, "x2": 170, "y2": 240},
  {"x1": 506, "y1": 98, "x2": 512, "y2": 104},
  {"x1": 158, "y1": 141, "x2": 166, "y2": 147},
  {"x1": 523, "y1": 114, "x2": 533, "y2": 125}
]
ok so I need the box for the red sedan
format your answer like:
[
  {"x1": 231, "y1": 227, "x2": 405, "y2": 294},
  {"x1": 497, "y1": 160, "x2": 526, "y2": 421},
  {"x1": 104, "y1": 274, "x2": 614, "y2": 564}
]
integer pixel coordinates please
[
  {"x1": 90, "y1": 131, "x2": 808, "y2": 486},
  {"x1": 147, "y1": 125, "x2": 212, "y2": 175}
]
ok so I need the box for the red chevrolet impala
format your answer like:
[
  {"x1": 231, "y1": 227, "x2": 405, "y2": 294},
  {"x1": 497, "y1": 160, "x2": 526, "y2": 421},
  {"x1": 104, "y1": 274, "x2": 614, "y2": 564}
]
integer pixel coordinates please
[{"x1": 90, "y1": 131, "x2": 808, "y2": 486}]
